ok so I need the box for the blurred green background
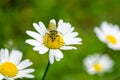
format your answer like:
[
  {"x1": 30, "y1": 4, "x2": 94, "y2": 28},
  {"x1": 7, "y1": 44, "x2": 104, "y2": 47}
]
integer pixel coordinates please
[{"x1": 0, "y1": 0, "x2": 120, "y2": 80}]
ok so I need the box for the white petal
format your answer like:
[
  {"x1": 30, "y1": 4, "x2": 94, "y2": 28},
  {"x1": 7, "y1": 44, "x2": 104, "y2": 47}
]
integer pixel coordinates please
[
  {"x1": 49, "y1": 49, "x2": 63, "y2": 64},
  {"x1": 57, "y1": 19, "x2": 72, "y2": 35},
  {"x1": 18, "y1": 59, "x2": 33, "y2": 70},
  {"x1": 0, "y1": 74, "x2": 4, "y2": 80},
  {"x1": 16, "y1": 74, "x2": 34, "y2": 79},
  {"x1": 107, "y1": 43, "x2": 120, "y2": 50},
  {"x1": 64, "y1": 32, "x2": 79, "y2": 38},
  {"x1": 60, "y1": 46, "x2": 77, "y2": 50},
  {"x1": 25, "y1": 39, "x2": 42, "y2": 46},
  {"x1": 33, "y1": 22, "x2": 46, "y2": 36},
  {"x1": 65, "y1": 27, "x2": 75, "y2": 34},
  {"x1": 0, "y1": 49, "x2": 9, "y2": 62},
  {"x1": 38, "y1": 22, "x2": 47, "y2": 35},
  {"x1": 9, "y1": 50, "x2": 23, "y2": 65},
  {"x1": 99, "y1": 55, "x2": 114, "y2": 72},
  {"x1": 50, "y1": 19, "x2": 56, "y2": 25},
  {"x1": 16, "y1": 69, "x2": 35, "y2": 78},
  {"x1": 33, "y1": 44, "x2": 49, "y2": 54},
  {"x1": 100, "y1": 22, "x2": 120, "y2": 36},
  {"x1": 100, "y1": 21, "x2": 118, "y2": 34},
  {"x1": 49, "y1": 50, "x2": 55, "y2": 64},
  {"x1": 54, "y1": 50, "x2": 63, "y2": 61},
  {"x1": 83, "y1": 56, "x2": 95, "y2": 68},
  {"x1": 19, "y1": 69, "x2": 35, "y2": 74},
  {"x1": 26, "y1": 31, "x2": 43, "y2": 42},
  {"x1": 86, "y1": 67, "x2": 96, "y2": 75},
  {"x1": 94, "y1": 27, "x2": 106, "y2": 42},
  {"x1": 64, "y1": 37, "x2": 82, "y2": 45}
]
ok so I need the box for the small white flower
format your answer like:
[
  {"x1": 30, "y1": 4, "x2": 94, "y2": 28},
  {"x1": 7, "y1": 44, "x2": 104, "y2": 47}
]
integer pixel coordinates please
[
  {"x1": 83, "y1": 54, "x2": 114, "y2": 75},
  {"x1": 94, "y1": 21, "x2": 120, "y2": 50},
  {"x1": 26, "y1": 19, "x2": 82, "y2": 64},
  {"x1": 0, "y1": 49, "x2": 35, "y2": 80}
]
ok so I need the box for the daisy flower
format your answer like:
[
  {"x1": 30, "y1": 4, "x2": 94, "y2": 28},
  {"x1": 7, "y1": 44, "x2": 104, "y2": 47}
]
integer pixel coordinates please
[
  {"x1": 94, "y1": 21, "x2": 120, "y2": 50},
  {"x1": 0, "y1": 49, "x2": 35, "y2": 80},
  {"x1": 83, "y1": 54, "x2": 114, "y2": 75},
  {"x1": 26, "y1": 19, "x2": 82, "y2": 64}
]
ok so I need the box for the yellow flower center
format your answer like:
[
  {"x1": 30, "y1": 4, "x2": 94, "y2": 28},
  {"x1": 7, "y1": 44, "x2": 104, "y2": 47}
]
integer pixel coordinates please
[
  {"x1": 106, "y1": 35, "x2": 117, "y2": 44},
  {"x1": 93, "y1": 63, "x2": 102, "y2": 72},
  {"x1": 0, "y1": 62, "x2": 18, "y2": 78},
  {"x1": 43, "y1": 33, "x2": 64, "y2": 49}
]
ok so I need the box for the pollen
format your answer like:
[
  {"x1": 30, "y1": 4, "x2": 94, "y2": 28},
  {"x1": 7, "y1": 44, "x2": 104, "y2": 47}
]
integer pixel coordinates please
[
  {"x1": 0, "y1": 62, "x2": 18, "y2": 78},
  {"x1": 93, "y1": 63, "x2": 102, "y2": 72},
  {"x1": 43, "y1": 33, "x2": 64, "y2": 49},
  {"x1": 106, "y1": 35, "x2": 117, "y2": 44}
]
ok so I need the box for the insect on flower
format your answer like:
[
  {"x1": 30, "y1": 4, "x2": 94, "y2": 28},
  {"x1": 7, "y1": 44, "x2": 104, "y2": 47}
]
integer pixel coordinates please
[
  {"x1": 48, "y1": 21, "x2": 58, "y2": 41},
  {"x1": 26, "y1": 19, "x2": 82, "y2": 64},
  {"x1": 43, "y1": 21, "x2": 64, "y2": 49}
]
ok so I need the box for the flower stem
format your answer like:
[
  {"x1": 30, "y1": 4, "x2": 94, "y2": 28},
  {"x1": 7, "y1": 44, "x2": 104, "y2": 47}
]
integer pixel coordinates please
[{"x1": 42, "y1": 61, "x2": 50, "y2": 80}]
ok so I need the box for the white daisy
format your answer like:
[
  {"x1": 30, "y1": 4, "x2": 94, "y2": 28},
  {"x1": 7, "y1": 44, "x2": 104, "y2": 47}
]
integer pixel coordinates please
[
  {"x1": 0, "y1": 49, "x2": 35, "y2": 80},
  {"x1": 26, "y1": 19, "x2": 82, "y2": 64},
  {"x1": 94, "y1": 21, "x2": 120, "y2": 50},
  {"x1": 83, "y1": 54, "x2": 114, "y2": 75}
]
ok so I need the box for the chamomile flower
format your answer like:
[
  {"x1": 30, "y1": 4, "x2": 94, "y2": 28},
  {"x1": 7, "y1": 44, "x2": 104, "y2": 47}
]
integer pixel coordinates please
[
  {"x1": 0, "y1": 49, "x2": 35, "y2": 80},
  {"x1": 26, "y1": 19, "x2": 82, "y2": 64},
  {"x1": 83, "y1": 54, "x2": 114, "y2": 75},
  {"x1": 94, "y1": 21, "x2": 120, "y2": 50}
]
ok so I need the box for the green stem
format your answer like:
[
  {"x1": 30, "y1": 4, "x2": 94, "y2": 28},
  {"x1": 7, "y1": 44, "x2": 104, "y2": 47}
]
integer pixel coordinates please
[{"x1": 42, "y1": 61, "x2": 50, "y2": 80}]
